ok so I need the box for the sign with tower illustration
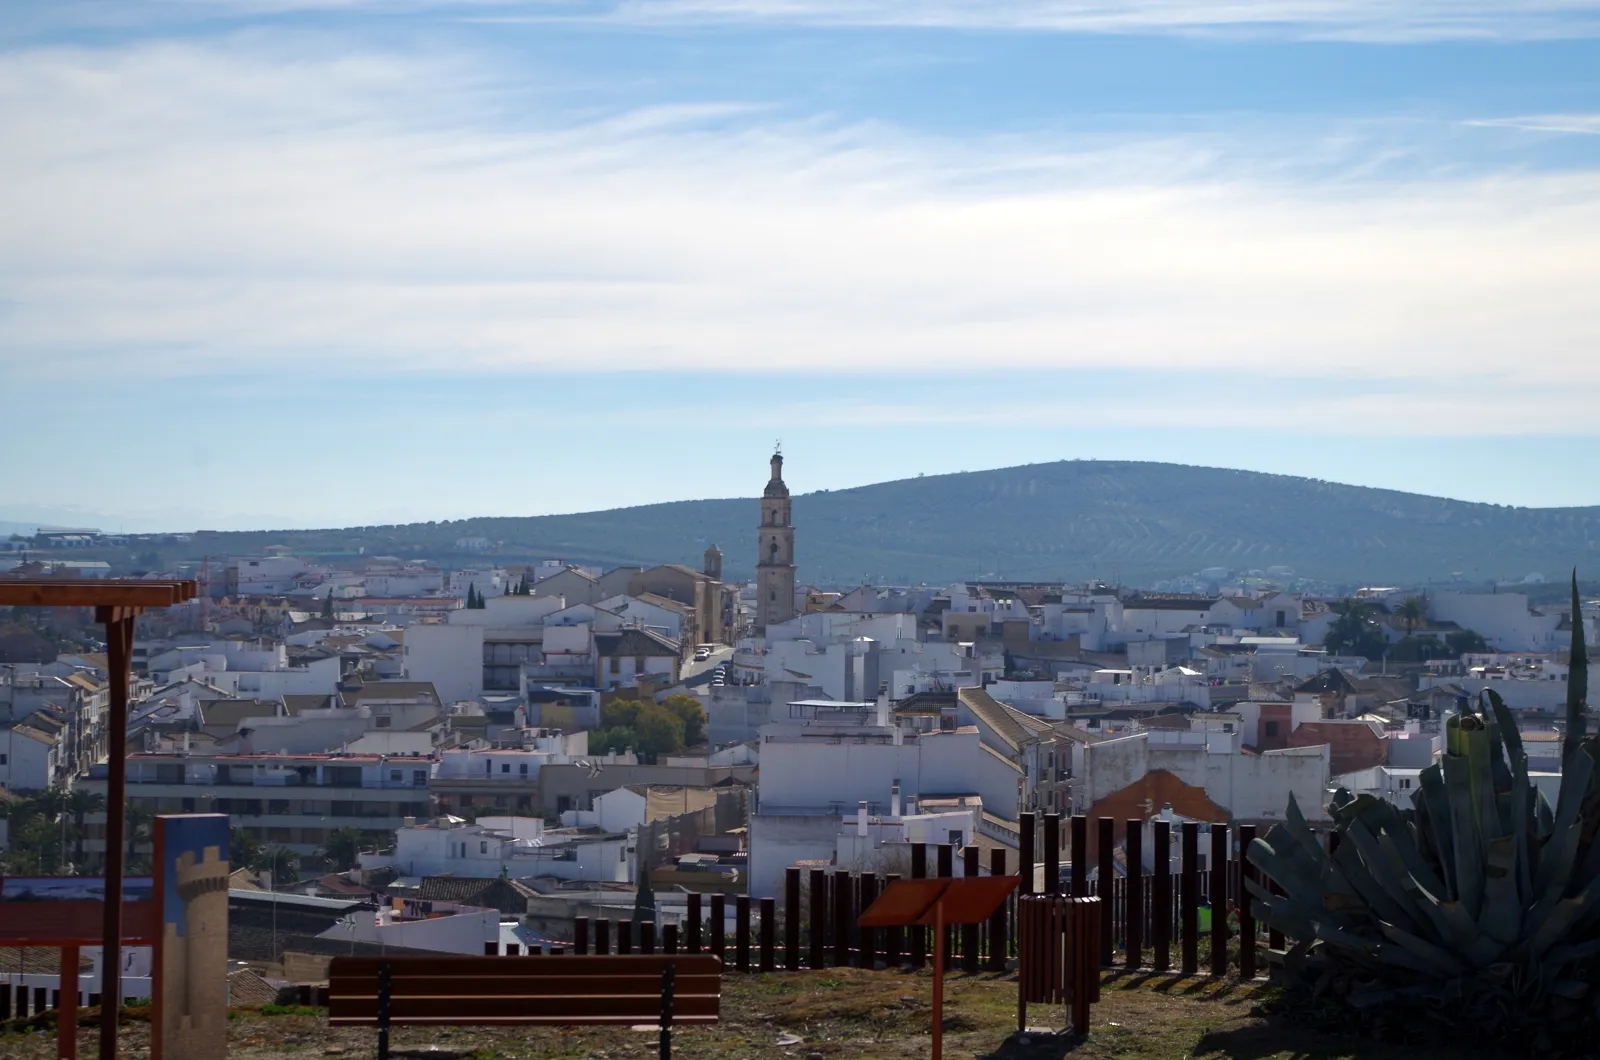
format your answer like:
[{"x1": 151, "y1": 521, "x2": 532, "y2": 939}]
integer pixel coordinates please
[{"x1": 152, "y1": 814, "x2": 230, "y2": 1060}]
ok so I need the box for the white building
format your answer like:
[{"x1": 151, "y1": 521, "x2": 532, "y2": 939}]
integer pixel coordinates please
[{"x1": 364, "y1": 815, "x2": 632, "y2": 884}]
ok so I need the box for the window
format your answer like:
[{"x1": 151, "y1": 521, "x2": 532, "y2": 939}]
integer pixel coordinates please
[
  {"x1": 502, "y1": 763, "x2": 511, "y2": 773},
  {"x1": 375, "y1": 716, "x2": 392, "y2": 728},
  {"x1": 480, "y1": 841, "x2": 488, "y2": 854},
  {"x1": 0, "y1": 754, "x2": 6, "y2": 765},
  {"x1": 389, "y1": 770, "x2": 402, "y2": 783},
  {"x1": 620, "y1": 847, "x2": 627, "y2": 862},
  {"x1": 1399, "y1": 778, "x2": 1413, "y2": 790},
  {"x1": 519, "y1": 763, "x2": 529, "y2": 775},
  {"x1": 610, "y1": 657, "x2": 620, "y2": 673},
  {"x1": 413, "y1": 770, "x2": 428, "y2": 786},
  {"x1": 1264, "y1": 720, "x2": 1280, "y2": 738},
  {"x1": 1275, "y1": 610, "x2": 1287, "y2": 628},
  {"x1": 948, "y1": 830, "x2": 963, "y2": 846}
]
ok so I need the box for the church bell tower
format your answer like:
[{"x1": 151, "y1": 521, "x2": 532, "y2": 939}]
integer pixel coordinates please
[{"x1": 755, "y1": 449, "x2": 797, "y2": 633}]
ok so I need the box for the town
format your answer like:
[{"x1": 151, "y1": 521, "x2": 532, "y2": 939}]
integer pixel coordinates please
[{"x1": 2, "y1": 450, "x2": 1594, "y2": 1039}]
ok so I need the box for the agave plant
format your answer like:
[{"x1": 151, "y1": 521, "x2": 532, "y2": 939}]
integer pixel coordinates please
[{"x1": 1247, "y1": 572, "x2": 1598, "y2": 1046}]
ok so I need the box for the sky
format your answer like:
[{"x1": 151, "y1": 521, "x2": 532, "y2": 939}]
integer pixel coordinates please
[{"x1": 3, "y1": 1, "x2": 1600, "y2": 532}]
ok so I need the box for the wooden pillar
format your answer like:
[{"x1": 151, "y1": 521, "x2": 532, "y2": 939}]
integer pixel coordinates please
[
  {"x1": 1096, "y1": 817, "x2": 1114, "y2": 966},
  {"x1": 1069, "y1": 815, "x2": 1088, "y2": 897},
  {"x1": 59, "y1": 944, "x2": 79, "y2": 1060},
  {"x1": 639, "y1": 922, "x2": 655, "y2": 955},
  {"x1": 1043, "y1": 814, "x2": 1060, "y2": 896},
  {"x1": 1125, "y1": 818, "x2": 1143, "y2": 971},
  {"x1": 617, "y1": 920, "x2": 633, "y2": 955},
  {"x1": 759, "y1": 897, "x2": 776, "y2": 972},
  {"x1": 808, "y1": 868, "x2": 827, "y2": 970},
  {"x1": 1017, "y1": 813, "x2": 1035, "y2": 895},
  {"x1": 686, "y1": 893, "x2": 702, "y2": 954},
  {"x1": 909, "y1": 845, "x2": 927, "y2": 969},
  {"x1": 884, "y1": 873, "x2": 904, "y2": 968},
  {"x1": 936, "y1": 846, "x2": 954, "y2": 964},
  {"x1": 961, "y1": 847, "x2": 980, "y2": 973},
  {"x1": 662, "y1": 923, "x2": 679, "y2": 955},
  {"x1": 1180, "y1": 822, "x2": 1199, "y2": 976},
  {"x1": 1238, "y1": 825, "x2": 1257, "y2": 980},
  {"x1": 784, "y1": 867, "x2": 801, "y2": 971},
  {"x1": 573, "y1": 917, "x2": 590, "y2": 955},
  {"x1": 96, "y1": 610, "x2": 137, "y2": 1060},
  {"x1": 595, "y1": 918, "x2": 611, "y2": 956},
  {"x1": 709, "y1": 894, "x2": 726, "y2": 964},
  {"x1": 1210, "y1": 825, "x2": 1229, "y2": 978},
  {"x1": 735, "y1": 896, "x2": 750, "y2": 972},
  {"x1": 857, "y1": 875, "x2": 878, "y2": 970},
  {"x1": 987, "y1": 848, "x2": 1007, "y2": 971},
  {"x1": 832, "y1": 874, "x2": 852, "y2": 967},
  {"x1": 1152, "y1": 820, "x2": 1171, "y2": 974}
]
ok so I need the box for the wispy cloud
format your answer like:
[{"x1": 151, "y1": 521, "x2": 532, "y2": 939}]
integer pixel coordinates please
[
  {"x1": 1468, "y1": 114, "x2": 1600, "y2": 135},
  {"x1": 2, "y1": 36, "x2": 1600, "y2": 424},
  {"x1": 31, "y1": 0, "x2": 1600, "y2": 41}
]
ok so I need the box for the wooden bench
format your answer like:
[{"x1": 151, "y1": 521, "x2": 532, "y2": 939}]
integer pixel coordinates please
[{"x1": 328, "y1": 954, "x2": 722, "y2": 1060}]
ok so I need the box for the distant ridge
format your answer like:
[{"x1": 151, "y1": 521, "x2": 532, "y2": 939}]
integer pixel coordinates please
[{"x1": 152, "y1": 461, "x2": 1600, "y2": 586}]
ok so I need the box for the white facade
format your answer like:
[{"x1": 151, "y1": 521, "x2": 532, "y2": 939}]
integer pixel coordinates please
[
  {"x1": 0, "y1": 725, "x2": 57, "y2": 790},
  {"x1": 1428, "y1": 592, "x2": 1564, "y2": 652},
  {"x1": 366, "y1": 815, "x2": 632, "y2": 883}
]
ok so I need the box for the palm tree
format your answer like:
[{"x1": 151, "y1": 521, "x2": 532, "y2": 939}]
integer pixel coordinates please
[
  {"x1": 231, "y1": 827, "x2": 267, "y2": 873},
  {"x1": 65, "y1": 789, "x2": 104, "y2": 868},
  {"x1": 319, "y1": 827, "x2": 365, "y2": 872},
  {"x1": 1395, "y1": 596, "x2": 1428, "y2": 638},
  {"x1": 124, "y1": 804, "x2": 154, "y2": 875},
  {"x1": 266, "y1": 845, "x2": 300, "y2": 886}
]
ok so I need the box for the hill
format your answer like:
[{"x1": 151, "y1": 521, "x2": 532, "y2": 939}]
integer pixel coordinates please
[{"x1": 145, "y1": 461, "x2": 1600, "y2": 586}]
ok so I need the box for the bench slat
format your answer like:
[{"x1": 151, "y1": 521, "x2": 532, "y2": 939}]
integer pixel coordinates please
[
  {"x1": 328, "y1": 974, "x2": 720, "y2": 998},
  {"x1": 330, "y1": 955, "x2": 720, "y2": 977},
  {"x1": 329, "y1": 1015, "x2": 721, "y2": 1027},
  {"x1": 330, "y1": 997, "x2": 720, "y2": 1021}
]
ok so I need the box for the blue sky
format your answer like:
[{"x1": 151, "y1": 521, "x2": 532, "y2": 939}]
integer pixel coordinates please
[{"x1": 3, "y1": 1, "x2": 1600, "y2": 531}]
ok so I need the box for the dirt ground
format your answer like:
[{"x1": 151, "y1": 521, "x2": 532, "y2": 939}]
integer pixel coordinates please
[{"x1": 0, "y1": 968, "x2": 1505, "y2": 1060}]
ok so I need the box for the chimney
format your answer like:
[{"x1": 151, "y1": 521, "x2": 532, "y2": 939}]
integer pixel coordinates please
[
  {"x1": 891, "y1": 783, "x2": 902, "y2": 818},
  {"x1": 875, "y1": 692, "x2": 890, "y2": 727},
  {"x1": 906, "y1": 795, "x2": 918, "y2": 817},
  {"x1": 403, "y1": 816, "x2": 416, "y2": 828},
  {"x1": 857, "y1": 801, "x2": 869, "y2": 837}
]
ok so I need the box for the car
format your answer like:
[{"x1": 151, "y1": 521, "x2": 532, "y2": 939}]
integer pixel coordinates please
[{"x1": 693, "y1": 648, "x2": 711, "y2": 661}]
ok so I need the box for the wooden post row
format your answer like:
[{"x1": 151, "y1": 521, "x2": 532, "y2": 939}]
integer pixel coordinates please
[
  {"x1": 936, "y1": 845, "x2": 954, "y2": 965},
  {"x1": 1070, "y1": 815, "x2": 1088, "y2": 898},
  {"x1": 687, "y1": 892, "x2": 702, "y2": 954},
  {"x1": 988, "y1": 848, "x2": 1008, "y2": 971},
  {"x1": 735, "y1": 895, "x2": 750, "y2": 972},
  {"x1": 910, "y1": 844, "x2": 927, "y2": 969},
  {"x1": 1018, "y1": 814, "x2": 1035, "y2": 896},
  {"x1": 1238, "y1": 824, "x2": 1257, "y2": 981},
  {"x1": 1043, "y1": 814, "x2": 1060, "y2": 896},
  {"x1": 962, "y1": 846, "x2": 980, "y2": 973},
  {"x1": 809, "y1": 868, "x2": 827, "y2": 970},
  {"x1": 1180, "y1": 822, "x2": 1199, "y2": 976},
  {"x1": 760, "y1": 896, "x2": 776, "y2": 973}
]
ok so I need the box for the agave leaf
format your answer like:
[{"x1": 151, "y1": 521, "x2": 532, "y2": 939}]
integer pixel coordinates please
[
  {"x1": 1476, "y1": 834, "x2": 1522, "y2": 948},
  {"x1": 1417, "y1": 763, "x2": 1457, "y2": 898},
  {"x1": 1442, "y1": 754, "x2": 1487, "y2": 918},
  {"x1": 1529, "y1": 820, "x2": 1582, "y2": 924},
  {"x1": 1378, "y1": 921, "x2": 1470, "y2": 978},
  {"x1": 1544, "y1": 937, "x2": 1600, "y2": 966},
  {"x1": 1535, "y1": 786, "x2": 1555, "y2": 834},
  {"x1": 1339, "y1": 819, "x2": 1430, "y2": 938},
  {"x1": 1373, "y1": 830, "x2": 1455, "y2": 945}
]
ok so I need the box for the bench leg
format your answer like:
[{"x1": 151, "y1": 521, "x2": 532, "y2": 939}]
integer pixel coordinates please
[
  {"x1": 659, "y1": 962, "x2": 675, "y2": 1060},
  {"x1": 377, "y1": 962, "x2": 392, "y2": 1060}
]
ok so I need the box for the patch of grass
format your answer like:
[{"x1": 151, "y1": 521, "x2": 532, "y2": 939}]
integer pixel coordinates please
[{"x1": 256, "y1": 1004, "x2": 325, "y2": 1017}]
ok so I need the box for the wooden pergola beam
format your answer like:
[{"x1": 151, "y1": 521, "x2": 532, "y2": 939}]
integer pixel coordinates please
[{"x1": 0, "y1": 580, "x2": 197, "y2": 608}]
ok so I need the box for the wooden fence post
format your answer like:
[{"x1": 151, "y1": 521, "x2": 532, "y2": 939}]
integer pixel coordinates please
[
  {"x1": 1018, "y1": 814, "x2": 1035, "y2": 895},
  {"x1": 710, "y1": 894, "x2": 727, "y2": 964},
  {"x1": 884, "y1": 873, "x2": 904, "y2": 968},
  {"x1": 1097, "y1": 817, "x2": 1115, "y2": 965},
  {"x1": 785, "y1": 867, "x2": 801, "y2": 971},
  {"x1": 833, "y1": 873, "x2": 853, "y2": 967},
  {"x1": 1043, "y1": 814, "x2": 1061, "y2": 895},
  {"x1": 617, "y1": 920, "x2": 633, "y2": 955},
  {"x1": 1210, "y1": 824, "x2": 1229, "y2": 978},
  {"x1": 1269, "y1": 879, "x2": 1286, "y2": 952},
  {"x1": 1070, "y1": 814, "x2": 1088, "y2": 897},
  {"x1": 858, "y1": 874, "x2": 878, "y2": 969},
  {"x1": 595, "y1": 918, "x2": 611, "y2": 956},
  {"x1": 962, "y1": 846, "x2": 980, "y2": 973},
  {"x1": 1126, "y1": 818, "x2": 1143, "y2": 971},
  {"x1": 663, "y1": 923, "x2": 679, "y2": 955},
  {"x1": 735, "y1": 895, "x2": 751, "y2": 972},
  {"x1": 1180, "y1": 822, "x2": 1199, "y2": 976},
  {"x1": 760, "y1": 897, "x2": 776, "y2": 972},
  {"x1": 1238, "y1": 824, "x2": 1257, "y2": 980},
  {"x1": 988, "y1": 848, "x2": 1008, "y2": 972},
  {"x1": 936, "y1": 846, "x2": 954, "y2": 964},
  {"x1": 574, "y1": 917, "x2": 590, "y2": 956},
  {"x1": 1152, "y1": 819, "x2": 1171, "y2": 974},
  {"x1": 910, "y1": 845, "x2": 927, "y2": 969},
  {"x1": 641, "y1": 922, "x2": 656, "y2": 954},
  {"x1": 687, "y1": 893, "x2": 702, "y2": 954},
  {"x1": 809, "y1": 868, "x2": 827, "y2": 970}
]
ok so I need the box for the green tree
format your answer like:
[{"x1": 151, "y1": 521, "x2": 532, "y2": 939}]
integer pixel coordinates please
[
  {"x1": 65, "y1": 789, "x2": 104, "y2": 868},
  {"x1": 1446, "y1": 628, "x2": 1490, "y2": 656},
  {"x1": 601, "y1": 698, "x2": 644, "y2": 730},
  {"x1": 322, "y1": 593, "x2": 335, "y2": 620},
  {"x1": 1390, "y1": 635, "x2": 1449, "y2": 663},
  {"x1": 660, "y1": 693, "x2": 707, "y2": 747},
  {"x1": 319, "y1": 827, "x2": 365, "y2": 872},
  {"x1": 124, "y1": 803, "x2": 154, "y2": 875},
  {"x1": 631, "y1": 703, "x2": 686, "y2": 759},
  {"x1": 1323, "y1": 599, "x2": 1388, "y2": 659}
]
